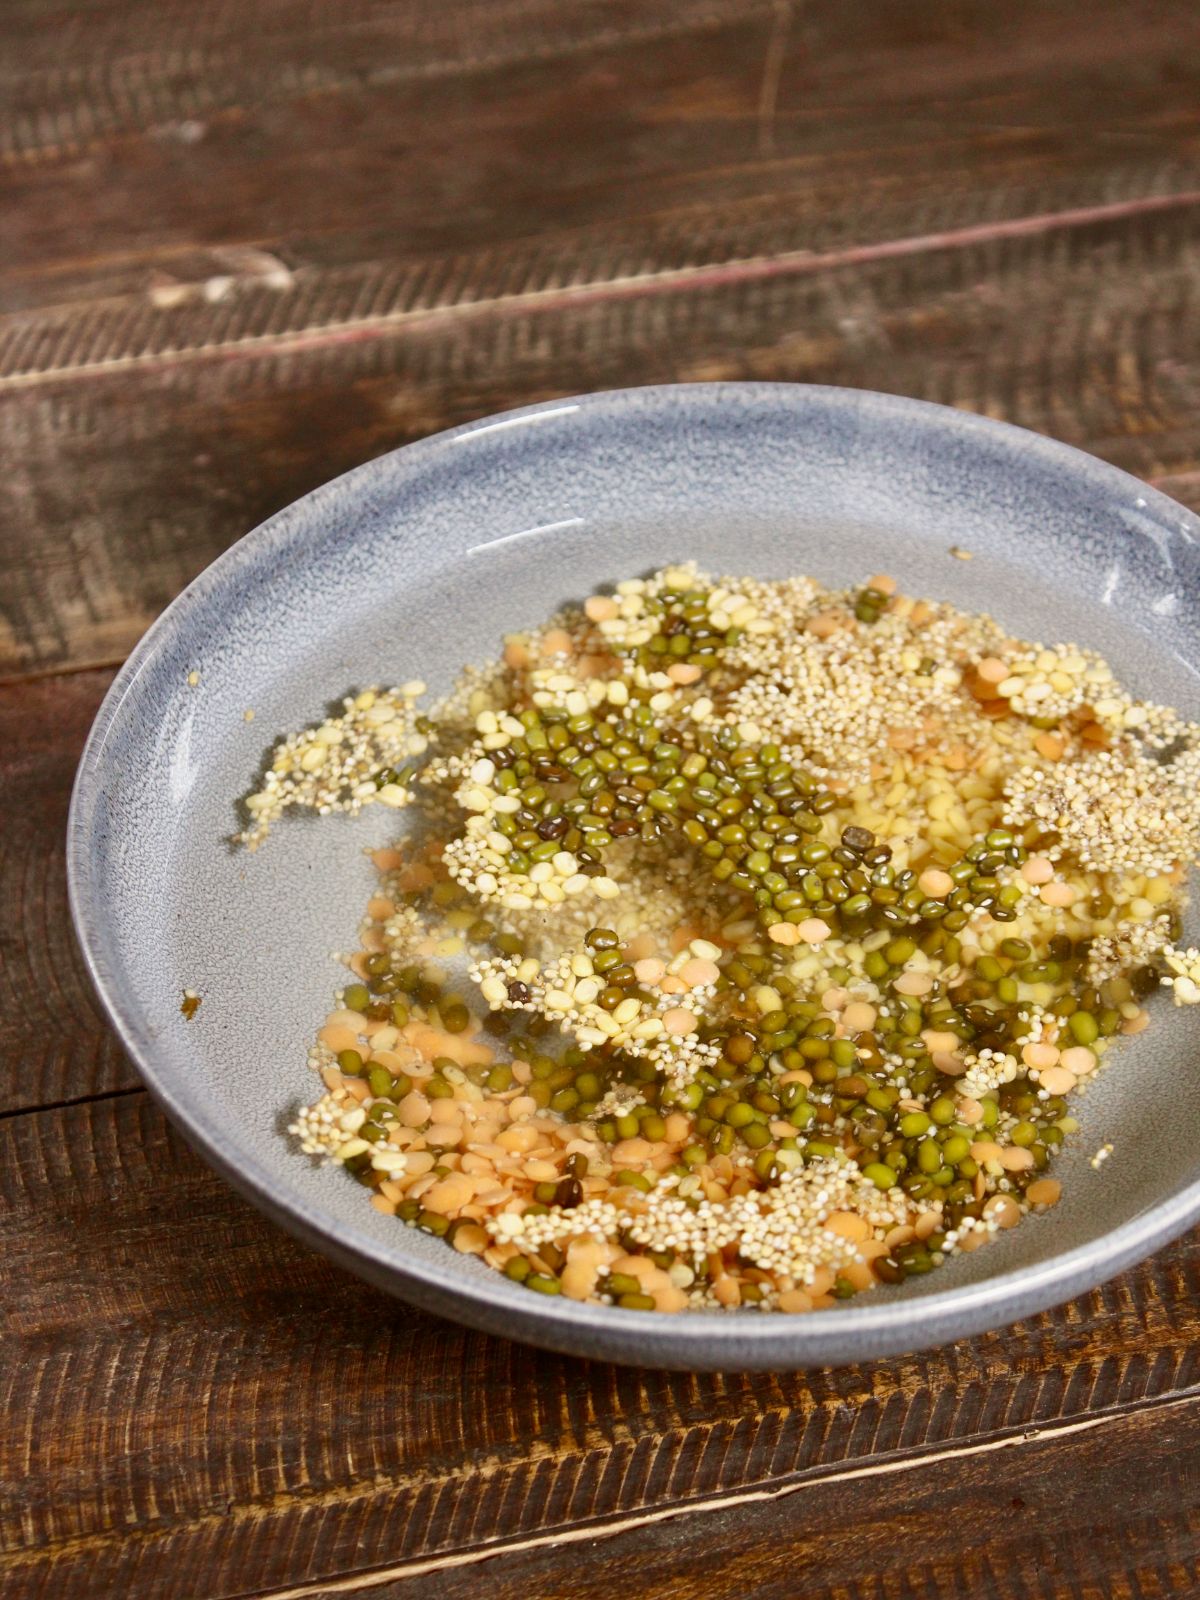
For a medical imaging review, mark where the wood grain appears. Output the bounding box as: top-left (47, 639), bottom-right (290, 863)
top-left (4, 0), bottom-right (1197, 309)
top-left (0, 0), bottom-right (769, 171)
top-left (1, 1090), bottom-right (1198, 1598)
top-left (292, 1401), bottom-right (1200, 1598)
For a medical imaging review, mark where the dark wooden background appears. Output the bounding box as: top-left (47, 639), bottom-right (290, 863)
top-left (3, 3), bottom-right (1200, 1595)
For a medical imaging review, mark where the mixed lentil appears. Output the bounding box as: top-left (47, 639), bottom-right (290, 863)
top-left (240, 565), bottom-right (1200, 1313)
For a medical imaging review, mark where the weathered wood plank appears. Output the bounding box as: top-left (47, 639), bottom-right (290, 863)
top-left (0, 0), bottom-right (769, 171)
top-left (8, 187), bottom-right (1200, 392)
top-left (4, 192), bottom-right (1200, 675)
top-left (2, 0), bottom-right (1197, 312)
top-left (1, 1091), bottom-right (1197, 1597)
top-left (0, 670), bottom-right (137, 1111)
top-left (290, 1400), bottom-right (1200, 1599)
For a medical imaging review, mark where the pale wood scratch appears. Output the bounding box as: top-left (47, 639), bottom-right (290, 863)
top-left (757, 1), bottom-right (794, 158)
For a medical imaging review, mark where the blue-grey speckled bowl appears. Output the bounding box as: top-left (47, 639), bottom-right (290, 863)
top-left (69, 384), bottom-right (1200, 1369)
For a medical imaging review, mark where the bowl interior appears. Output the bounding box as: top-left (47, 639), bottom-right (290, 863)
top-left (72, 385), bottom-right (1200, 1366)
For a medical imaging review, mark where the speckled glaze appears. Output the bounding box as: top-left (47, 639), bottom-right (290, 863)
top-left (69, 384), bottom-right (1200, 1370)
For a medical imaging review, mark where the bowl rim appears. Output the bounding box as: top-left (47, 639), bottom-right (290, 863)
top-left (67, 381), bottom-right (1200, 1368)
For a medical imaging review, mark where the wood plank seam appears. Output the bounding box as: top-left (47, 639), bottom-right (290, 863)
top-left (0, 1083), bottom-right (145, 1127)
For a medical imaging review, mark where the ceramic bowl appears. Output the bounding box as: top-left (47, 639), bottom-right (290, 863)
top-left (69, 383), bottom-right (1200, 1369)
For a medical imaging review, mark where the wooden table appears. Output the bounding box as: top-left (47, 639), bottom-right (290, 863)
top-left (4, 3), bottom-right (1200, 1594)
